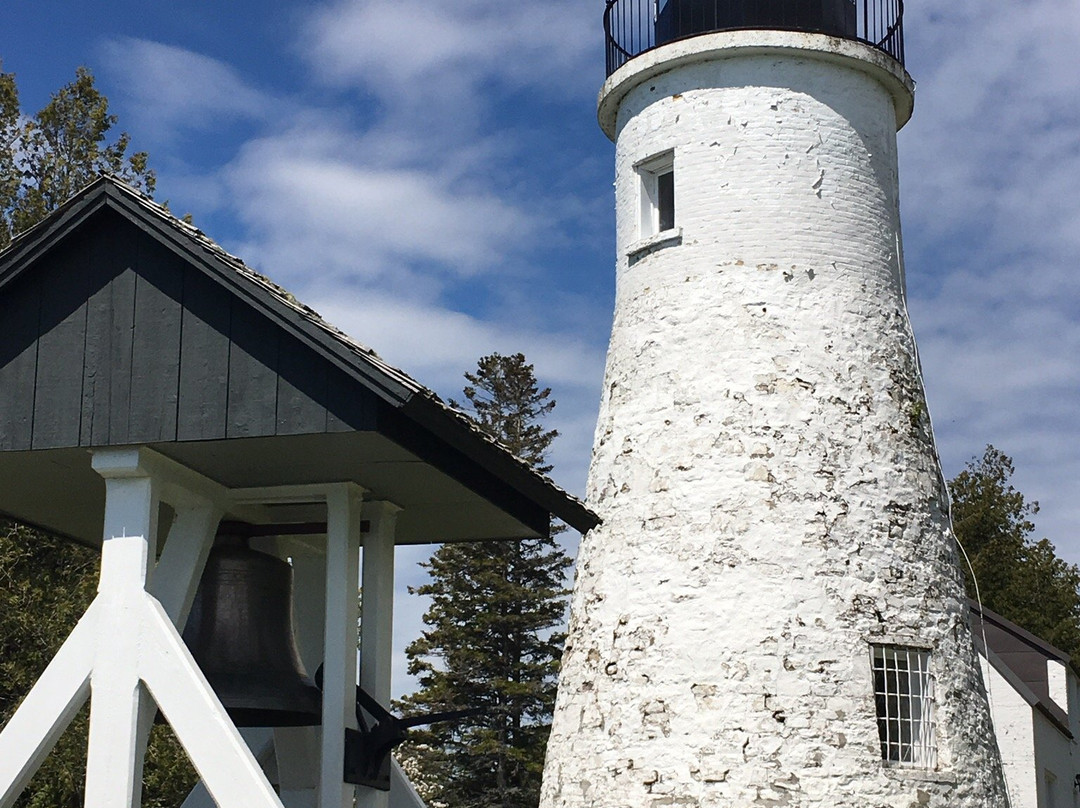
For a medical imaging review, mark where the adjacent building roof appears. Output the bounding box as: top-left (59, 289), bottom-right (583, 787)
top-left (970, 600), bottom-right (1072, 738)
top-left (0, 175), bottom-right (599, 543)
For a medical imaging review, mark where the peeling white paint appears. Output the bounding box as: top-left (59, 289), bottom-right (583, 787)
top-left (542, 33), bottom-right (1008, 808)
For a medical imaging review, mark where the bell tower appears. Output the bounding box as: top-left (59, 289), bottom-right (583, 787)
top-left (541, 2), bottom-right (1009, 806)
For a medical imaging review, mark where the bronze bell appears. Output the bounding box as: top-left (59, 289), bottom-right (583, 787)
top-left (182, 535), bottom-right (322, 727)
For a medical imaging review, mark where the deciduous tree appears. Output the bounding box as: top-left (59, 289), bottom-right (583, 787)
top-left (950, 445), bottom-right (1080, 657)
top-left (0, 63), bottom-right (154, 250)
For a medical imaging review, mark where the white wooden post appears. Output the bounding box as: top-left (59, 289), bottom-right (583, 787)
top-left (358, 501), bottom-right (400, 808)
top-left (275, 540), bottom-right (325, 808)
top-left (288, 546), bottom-right (328, 681)
top-left (275, 727), bottom-right (320, 808)
top-left (320, 484), bottom-right (365, 808)
top-left (84, 470), bottom-right (160, 808)
top-left (359, 501), bottom-right (399, 706)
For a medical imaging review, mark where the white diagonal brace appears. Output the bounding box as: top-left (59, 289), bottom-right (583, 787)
top-left (176, 730), bottom-right (275, 808)
top-left (150, 499), bottom-right (223, 627)
top-left (134, 495), bottom-right (223, 788)
top-left (143, 595), bottom-right (284, 808)
top-left (0, 602), bottom-right (97, 808)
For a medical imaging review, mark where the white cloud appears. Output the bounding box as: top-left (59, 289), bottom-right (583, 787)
top-left (901, 0), bottom-right (1080, 257)
top-left (221, 123), bottom-right (536, 290)
top-left (302, 0), bottom-right (596, 98)
top-left (305, 287), bottom-right (604, 396)
top-left (100, 38), bottom-right (275, 141)
top-left (898, 0), bottom-right (1080, 557)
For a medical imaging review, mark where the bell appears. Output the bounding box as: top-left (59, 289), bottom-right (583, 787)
top-left (182, 535), bottom-right (322, 727)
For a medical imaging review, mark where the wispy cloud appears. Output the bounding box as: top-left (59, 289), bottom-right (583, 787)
top-left (222, 122), bottom-right (537, 292)
top-left (301, 0), bottom-right (597, 98)
top-left (100, 38), bottom-right (276, 142)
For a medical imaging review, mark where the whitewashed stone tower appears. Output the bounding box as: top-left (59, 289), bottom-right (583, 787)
top-left (541, 2), bottom-right (1009, 806)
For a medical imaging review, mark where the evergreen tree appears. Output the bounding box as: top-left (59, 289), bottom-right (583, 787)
top-left (399, 353), bottom-right (571, 808)
top-left (0, 63), bottom-right (154, 250)
top-left (0, 68), bottom-right (190, 806)
top-left (950, 445), bottom-right (1080, 657)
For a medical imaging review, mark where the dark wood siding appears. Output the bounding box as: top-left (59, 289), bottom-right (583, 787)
top-left (176, 264), bottom-right (231, 442)
top-left (277, 330), bottom-right (328, 435)
top-left (127, 242), bottom-right (184, 443)
top-left (226, 298), bottom-right (280, 439)
top-left (0, 209), bottom-right (378, 450)
top-left (0, 273), bottom-right (42, 450)
top-left (32, 233), bottom-right (91, 449)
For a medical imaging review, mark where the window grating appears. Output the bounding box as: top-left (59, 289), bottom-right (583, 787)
top-left (871, 645), bottom-right (936, 768)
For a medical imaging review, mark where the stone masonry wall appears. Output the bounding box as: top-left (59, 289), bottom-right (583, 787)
top-left (540, 44), bottom-right (1008, 808)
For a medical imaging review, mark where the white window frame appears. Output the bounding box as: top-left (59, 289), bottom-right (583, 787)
top-left (871, 645), bottom-right (937, 769)
top-left (636, 150), bottom-right (675, 240)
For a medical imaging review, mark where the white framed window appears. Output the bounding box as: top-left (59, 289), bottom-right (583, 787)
top-left (871, 645), bottom-right (936, 768)
top-left (637, 151), bottom-right (675, 239)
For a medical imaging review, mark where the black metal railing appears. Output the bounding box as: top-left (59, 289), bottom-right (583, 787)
top-left (604, 0), bottom-right (904, 75)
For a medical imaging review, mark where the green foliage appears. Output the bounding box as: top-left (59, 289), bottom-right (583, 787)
top-left (950, 445), bottom-right (1080, 658)
top-left (0, 63), bottom-right (154, 251)
top-left (399, 353), bottom-right (570, 808)
top-left (0, 523), bottom-right (96, 808)
top-left (0, 522), bottom-right (198, 806)
top-left (459, 353), bottom-right (558, 475)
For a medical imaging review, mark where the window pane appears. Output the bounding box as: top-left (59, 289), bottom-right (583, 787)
top-left (871, 645), bottom-right (935, 768)
top-left (658, 170), bottom-right (675, 232)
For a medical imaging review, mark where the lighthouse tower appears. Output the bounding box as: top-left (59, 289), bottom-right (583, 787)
top-left (541, 2), bottom-right (1008, 806)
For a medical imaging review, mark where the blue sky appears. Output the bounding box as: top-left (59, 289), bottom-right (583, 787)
top-left (3, 0), bottom-right (1078, 694)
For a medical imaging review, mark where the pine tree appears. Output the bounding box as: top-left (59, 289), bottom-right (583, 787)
top-left (950, 445), bottom-right (1080, 657)
top-left (399, 353), bottom-right (571, 808)
top-left (0, 68), bottom-right (190, 807)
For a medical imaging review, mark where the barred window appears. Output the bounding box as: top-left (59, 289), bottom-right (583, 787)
top-left (871, 645), bottom-right (936, 768)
